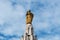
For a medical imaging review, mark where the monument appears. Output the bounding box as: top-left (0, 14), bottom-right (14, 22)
top-left (20, 10), bottom-right (37, 40)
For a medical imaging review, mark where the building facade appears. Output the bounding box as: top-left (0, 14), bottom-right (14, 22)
top-left (20, 10), bottom-right (37, 40)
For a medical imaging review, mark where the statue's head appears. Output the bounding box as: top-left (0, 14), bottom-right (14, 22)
top-left (26, 10), bottom-right (34, 24)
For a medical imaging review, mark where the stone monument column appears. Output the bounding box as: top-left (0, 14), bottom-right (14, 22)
top-left (20, 10), bottom-right (37, 40)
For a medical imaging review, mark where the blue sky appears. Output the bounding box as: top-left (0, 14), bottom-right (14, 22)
top-left (0, 0), bottom-right (60, 40)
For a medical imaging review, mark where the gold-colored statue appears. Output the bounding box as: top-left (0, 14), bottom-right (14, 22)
top-left (26, 10), bottom-right (34, 24)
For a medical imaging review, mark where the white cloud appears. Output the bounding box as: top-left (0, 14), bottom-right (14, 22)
top-left (31, 0), bottom-right (60, 40)
top-left (9, 38), bottom-right (20, 40)
top-left (33, 0), bottom-right (60, 30)
top-left (0, 0), bottom-right (25, 36)
top-left (38, 35), bottom-right (60, 40)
